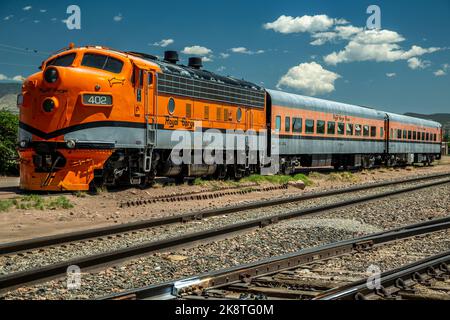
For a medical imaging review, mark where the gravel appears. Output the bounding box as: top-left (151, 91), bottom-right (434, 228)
top-left (0, 179), bottom-right (447, 276)
top-left (1, 181), bottom-right (449, 300)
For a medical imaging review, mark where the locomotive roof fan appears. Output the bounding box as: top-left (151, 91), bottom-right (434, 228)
top-left (188, 57), bottom-right (203, 69)
top-left (164, 50), bottom-right (179, 64)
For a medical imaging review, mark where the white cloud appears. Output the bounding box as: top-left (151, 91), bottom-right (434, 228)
top-left (3, 15), bottom-right (13, 21)
top-left (277, 62), bottom-right (340, 95)
top-left (152, 39), bottom-right (174, 47)
top-left (217, 66), bottom-right (226, 72)
top-left (219, 53), bottom-right (230, 58)
top-left (0, 74), bottom-right (25, 82)
top-left (113, 14), bottom-right (123, 22)
top-left (33, 20), bottom-right (40, 23)
top-left (181, 45), bottom-right (212, 56)
top-left (434, 64), bottom-right (449, 77)
top-left (310, 25), bottom-right (363, 46)
top-left (324, 29), bottom-right (440, 65)
top-left (202, 56), bottom-right (213, 62)
top-left (386, 73), bottom-right (396, 78)
top-left (12, 75), bottom-right (25, 81)
top-left (230, 47), bottom-right (264, 55)
top-left (40, 9), bottom-right (47, 13)
top-left (23, 6), bottom-right (32, 11)
top-left (263, 14), bottom-right (337, 34)
top-left (407, 57), bottom-right (430, 70)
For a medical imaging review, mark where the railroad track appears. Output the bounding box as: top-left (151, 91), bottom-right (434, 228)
top-left (314, 251), bottom-right (450, 300)
top-left (2, 171), bottom-right (449, 256)
top-left (0, 172), bottom-right (449, 295)
top-left (101, 217), bottom-right (450, 300)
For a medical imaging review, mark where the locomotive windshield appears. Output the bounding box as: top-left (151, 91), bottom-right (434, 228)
top-left (81, 53), bottom-right (124, 73)
top-left (47, 53), bottom-right (76, 67)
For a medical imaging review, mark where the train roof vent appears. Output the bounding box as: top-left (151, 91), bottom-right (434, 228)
top-left (188, 57), bottom-right (202, 69)
top-left (164, 51), bottom-right (179, 64)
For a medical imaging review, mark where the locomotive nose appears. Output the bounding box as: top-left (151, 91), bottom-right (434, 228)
top-left (44, 67), bottom-right (59, 83)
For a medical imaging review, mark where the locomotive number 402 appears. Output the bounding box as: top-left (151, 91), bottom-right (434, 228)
top-left (82, 94), bottom-right (113, 106)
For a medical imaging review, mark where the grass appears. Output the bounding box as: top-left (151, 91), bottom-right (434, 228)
top-left (0, 199), bottom-right (14, 212)
top-left (327, 171), bottom-right (358, 182)
top-left (0, 194), bottom-right (74, 212)
top-left (242, 173), bottom-right (313, 186)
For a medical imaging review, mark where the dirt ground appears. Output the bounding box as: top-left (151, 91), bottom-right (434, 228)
top-left (1, 158), bottom-right (449, 243)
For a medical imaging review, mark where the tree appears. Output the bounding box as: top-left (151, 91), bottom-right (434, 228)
top-left (0, 110), bottom-right (19, 175)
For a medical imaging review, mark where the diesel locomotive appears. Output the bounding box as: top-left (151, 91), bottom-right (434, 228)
top-left (17, 44), bottom-right (442, 191)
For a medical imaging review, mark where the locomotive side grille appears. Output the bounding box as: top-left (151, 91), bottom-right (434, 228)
top-left (157, 73), bottom-right (265, 108)
top-left (204, 106), bottom-right (209, 120)
top-left (216, 107), bottom-right (223, 121)
top-left (186, 103), bottom-right (192, 118)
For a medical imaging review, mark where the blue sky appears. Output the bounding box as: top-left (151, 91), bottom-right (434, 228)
top-left (0, 0), bottom-right (449, 114)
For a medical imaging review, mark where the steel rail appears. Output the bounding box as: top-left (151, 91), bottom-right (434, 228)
top-left (315, 251), bottom-right (450, 300)
top-left (100, 216), bottom-right (450, 300)
top-left (0, 177), bottom-right (449, 293)
top-left (1, 171), bottom-right (449, 256)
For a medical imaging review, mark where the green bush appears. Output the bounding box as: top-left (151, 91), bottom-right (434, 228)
top-left (0, 110), bottom-right (19, 175)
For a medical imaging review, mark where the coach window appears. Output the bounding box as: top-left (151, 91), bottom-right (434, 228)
top-left (285, 117), bottom-right (291, 132)
top-left (305, 119), bottom-right (315, 134)
top-left (426, 132), bottom-right (429, 141)
top-left (408, 131), bottom-right (412, 140)
top-left (327, 121), bottom-right (336, 135)
top-left (338, 122), bottom-right (345, 135)
top-left (346, 123), bottom-right (354, 136)
top-left (369, 126), bottom-right (376, 137)
top-left (275, 116), bottom-right (281, 132)
top-left (403, 130), bottom-right (407, 139)
top-left (317, 120), bottom-right (325, 134)
top-left (363, 125), bottom-right (370, 137)
top-left (380, 127), bottom-right (384, 138)
top-left (292, 118), bottom-right (302, 133)
top-left (397, 129), bottom-right (402, 139)
top-left (413, 131), bottom-right (417, 140)
top-left (355, 124), bottom-right (362, 136)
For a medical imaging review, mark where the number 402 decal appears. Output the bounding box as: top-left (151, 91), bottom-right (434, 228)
top-left (82, 94), bottom-right (113, 106)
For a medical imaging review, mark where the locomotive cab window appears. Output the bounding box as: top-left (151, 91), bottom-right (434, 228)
top-left (292, 118), bottom-right (302, 133)
top-left (337, 122), bottom-right (345, 135)
top-left (285, 117), bottom-right (290, 132)
top-left (327, 121), bottom-right (336, 135)
top-left (317, 120), bottom-right (325, 134)
top-left (305, 119), bottom-right (314, 134)
top-left (81, 53), bottom-right (124, 73)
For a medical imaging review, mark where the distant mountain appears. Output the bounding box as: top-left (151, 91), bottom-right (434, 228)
top-left (404, 113), bottom-right (450, 139)
top-left (0, 83), bottom-right (21, 114)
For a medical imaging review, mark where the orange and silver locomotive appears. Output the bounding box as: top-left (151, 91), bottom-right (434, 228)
top-left (17, 44), bottom-right (266, 191)
top-left (17, 44), bottom-right (443, 191)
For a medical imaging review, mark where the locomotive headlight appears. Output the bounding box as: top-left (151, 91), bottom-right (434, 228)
top-left (42, 97), bottom-right (59, 113)
top-left (66, 139), bottom-right (76, 149)
top-left (44, 67), bottom-right (58, 83)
